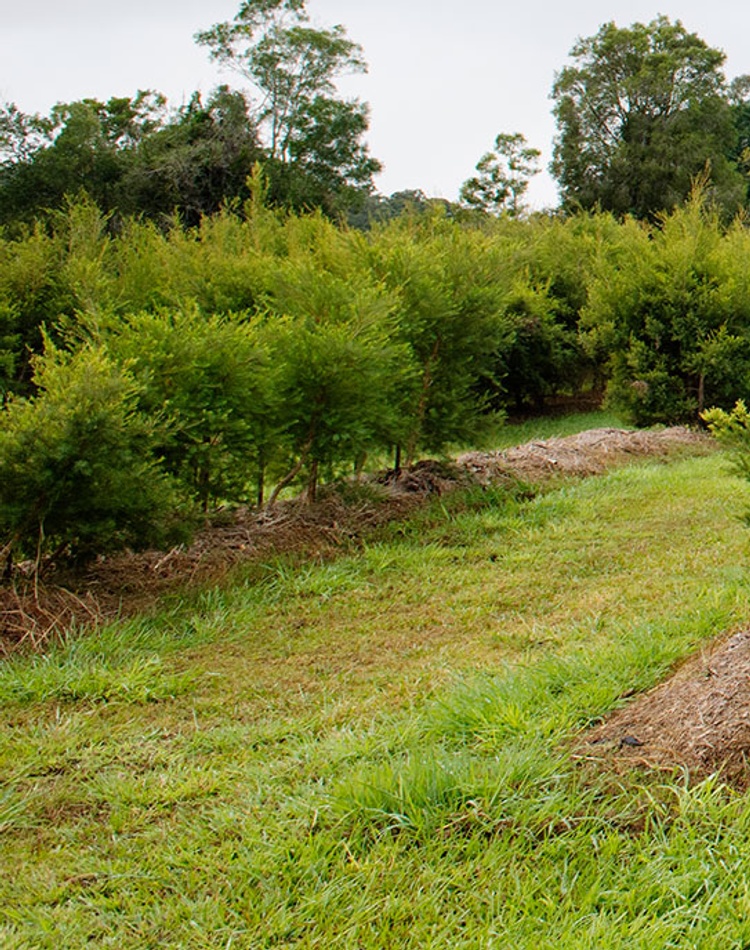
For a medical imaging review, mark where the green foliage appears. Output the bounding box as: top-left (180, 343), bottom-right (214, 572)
top-left (0, 92), bottom-right (165, 225)
top-left (0, 301), bottom-right (18, 395)
top-left (496, 277), bottom-right (580, 411)
top-left (14, 14), bottom-right (750, 562)
top-left (0, 101), bottom-right (54, 164)
top-left (105, 309), bottom-right (278, 510)
top-left (266, 313), bottom-right (409, 500)
top-left (460, 132), bottom-right (541, 217)
top-left (0, 345), bottom-right (185, 565)
top-left (347, 189), bottom-right (460, 230)
top-left (195, 0), bottom-right (381, 214)
top-left (256, 221), bottom-right (413, 494)
top-left (53, 196), bottom-right (115, 314)
top-left (0, 89), bottom-right (267, 229)
top-left (0, 2), bottom-right (382, 225)
top-left (582, 192), bottom-right (750, 423)
top-left (551, 15), bottom-right (745, 219)
top-left (0, 223), bottom-right (73, 391)
top-left (117, 87), bottom-right (263, 226)
top-left (363, 216), bottom-right (515, 460)
top-left (523, 210), bottom-right (622, 331)
top-left (702, 399), bottom-right (750, 442)
top-left (702, 401), bottom-right (750, 506)
top-left (8, 182), bottom-right (750, 562)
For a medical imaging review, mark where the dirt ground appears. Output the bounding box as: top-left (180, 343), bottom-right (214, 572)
top-left (8, 424), bottom-right (748, 787)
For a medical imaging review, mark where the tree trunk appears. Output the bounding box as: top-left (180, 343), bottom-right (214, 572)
top-left (2, 544), bottom-right (12, 582)
top-left (33, 520), bottom-right (44, 603)
top-left (267, 431), bottom-right (315, 508)
top-left (256, 447), bottom-right (265, 509)
top-left (354, 451), bottom-right (367, 482)
top-left (197, 458), bottom-right (211, 514)
top-left (307, 459), bottom-right (319, 504)
top-left (393, 444), bottom-right (402, 475)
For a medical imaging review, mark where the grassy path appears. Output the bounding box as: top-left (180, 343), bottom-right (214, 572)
top-left (3, 448), bottom-right (750, 947)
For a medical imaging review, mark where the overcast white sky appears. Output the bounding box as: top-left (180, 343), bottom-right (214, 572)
top-left (2, 1), bottom-right (750, 208)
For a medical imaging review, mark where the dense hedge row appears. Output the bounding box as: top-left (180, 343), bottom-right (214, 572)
top-left (3, 188), bottom-right (750, 564)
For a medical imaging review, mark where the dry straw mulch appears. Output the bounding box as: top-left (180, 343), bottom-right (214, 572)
top-left (581, 630), bottom-right (750, 788)
top-left (458, 425), bottom-right (710, 484)
top-left (0, 426), bottom-right (713, 657)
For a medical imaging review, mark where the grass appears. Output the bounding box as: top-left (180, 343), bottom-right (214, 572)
top-left (3, 418), bottom-right (750, 947)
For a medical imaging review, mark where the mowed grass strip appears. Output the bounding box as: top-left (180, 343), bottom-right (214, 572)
top-left (3, 446), bottom-right (750, 947)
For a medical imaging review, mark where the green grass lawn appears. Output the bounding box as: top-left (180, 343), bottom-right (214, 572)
top-left (3, 428), bottom-right (750, 948)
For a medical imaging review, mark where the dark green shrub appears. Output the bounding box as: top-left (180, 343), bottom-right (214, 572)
top-left (0, 345), bottom-right (186, 568)
top-left (106, 309), bottom-right (279, 510)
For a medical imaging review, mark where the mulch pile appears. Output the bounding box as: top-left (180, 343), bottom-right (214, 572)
top-left (581, 630), bottom-right (750, 788)
top-left (0, 584), bottom-right (103, 655)
top-left (0, 491), bottom-right (426, 656)
top-left (0, 424), bottom-right (715, 655)
top-left (458, 425), bottom-right (710, 484)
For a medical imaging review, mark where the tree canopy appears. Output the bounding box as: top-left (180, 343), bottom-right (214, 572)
top-left (460, 132), bottom-right (541, 217)
top-left (0, 2), bottom-right (382, 225)
top-left (550, 15), bottom-right (747, 219)
top-left (0, 89), bottom-right (263, 227)
top-left (195, 0), bottom-right (381, 214)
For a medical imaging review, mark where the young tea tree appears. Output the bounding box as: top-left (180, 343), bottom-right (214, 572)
top-left (266, 313), bottom-right (409, 504)
top-left (107, 309), bottom-right (278, 510)
top-left (364, 216), bottom-right (513, 463)
top-left (0, 344), bottom-right (183, 571)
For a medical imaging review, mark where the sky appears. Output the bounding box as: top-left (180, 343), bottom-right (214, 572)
top-left (2, 0), bottom-right (750, 209)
